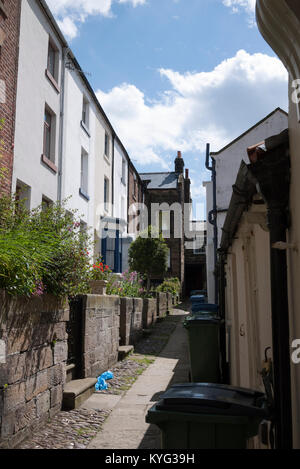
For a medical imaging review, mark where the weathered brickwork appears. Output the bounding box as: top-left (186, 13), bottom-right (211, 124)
top-left (0, 292), bottom-right (69, 449)
top-left (80, 295), bottom-right (120, 378)
top-left (0, 1), bottom-right (21, 196)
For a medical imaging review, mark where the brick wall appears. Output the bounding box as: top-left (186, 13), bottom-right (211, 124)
top-left (0, 1), bottom-right (21, 196)
top-left (0, 292), bottom-right (69, 449)
top-left (80, 295), bottom-right (120, 378)
top-left (128, 166), bottom-right (144, 234)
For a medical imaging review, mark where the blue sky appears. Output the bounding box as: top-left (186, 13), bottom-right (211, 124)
top-left (47, 0), bottom-right (288, 218)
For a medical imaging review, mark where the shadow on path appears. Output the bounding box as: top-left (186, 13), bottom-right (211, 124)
top-left (137, 303), bottom-right (191, 449)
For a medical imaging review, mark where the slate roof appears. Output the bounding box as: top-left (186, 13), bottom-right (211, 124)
top-left (139, 172), bottom-right (179, 190)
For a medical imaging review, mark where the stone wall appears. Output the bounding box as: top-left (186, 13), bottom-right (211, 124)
top-left (0, 292), bottom-right (69, 449)
top-left (119, 297), bottom-right (143, 346)
top-left (156, 292), bottom-right (168, 318)
top-left (81, 295), bottom-right (120, 378)
top-left (142, 298), bottom-right (157, 329)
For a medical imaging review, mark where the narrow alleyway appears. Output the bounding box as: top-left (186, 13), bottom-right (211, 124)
top-left (17, 304), bottom-right (190, 450)
top-left (86, 306), bottom-right (190, 449)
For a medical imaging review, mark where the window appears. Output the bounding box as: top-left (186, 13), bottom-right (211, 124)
top-left (82, 97), bottom-right (89, 129)
top-left (105, 133), bottom-right (110, 158)
top-left (104, 177), bottom-right (109, 211)
top-left (121, 158), bottom-right (126, 184)
top-left (133, 173), bottom-right (137, 198)
top-left (42, 196), bottom-right (53, 211)
top-left (80, 148), bottom-right (89, 197)
top-left (47, 42), bottom-right (56, 78)
top-left (43, 107), bottom-right (56, 163)
top-left (16, 181), bottom-right (31, 211)
top-left (46, 39), bottom-right (60, 91)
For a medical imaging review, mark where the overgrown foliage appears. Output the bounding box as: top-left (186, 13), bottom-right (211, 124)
top-left (0, 196), bottom-right (92, 298)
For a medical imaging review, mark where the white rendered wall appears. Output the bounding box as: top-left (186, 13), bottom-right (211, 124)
top-left (214, 109), bottom-right (288, 247)
top-left (12, 0), bottom-right (62, 208)
top-left (204, 110), bottom-right (288, 304)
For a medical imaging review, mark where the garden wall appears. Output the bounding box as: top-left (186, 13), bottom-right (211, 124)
top-left (142, 298), bottom-right (157, 328)
top-left (81, 295), bottom-right (120, 378)
top-left (156, 292), bottom-right (168, 318)
top-left (119, 297), bottom-right (143, 346)
top-left (0, 292), bottom-right (69, 449)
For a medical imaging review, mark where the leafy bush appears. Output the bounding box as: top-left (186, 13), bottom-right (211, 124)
top-left (128, 226), bottom-right (169, 292)
top-left (156, 277), bottom-right (181, 296)
top-left (0, 197), bottom-right (92, 298)
top-left (106, 270), bottom-right (146, 298)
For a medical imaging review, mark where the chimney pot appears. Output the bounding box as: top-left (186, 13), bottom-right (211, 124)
top-left (185, 169), bottom-right (189, 179)
top-left (177, 151), bottom-right (182, 159)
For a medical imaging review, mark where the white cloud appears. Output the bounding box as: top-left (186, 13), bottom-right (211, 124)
top-left (95, 50), bottom-right (288, 170)
top-left (223, 0), bottom-right (256, 26)
top-left (46, 0), bottom-right (146, 39)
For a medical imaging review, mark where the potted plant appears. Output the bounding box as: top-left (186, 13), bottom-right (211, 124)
top-left (89, 258), bottom-right (112, 295)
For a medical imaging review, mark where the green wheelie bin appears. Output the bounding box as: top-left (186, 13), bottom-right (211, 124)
top-left (183, 314), bottom-right (221, 383)
top-left (146, 383), bottom-right (269, 449)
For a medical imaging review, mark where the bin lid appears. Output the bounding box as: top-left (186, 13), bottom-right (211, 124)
top-left (156, 383), bottom-right (268, 417)
top-left (184, 315), bottom-right (221, 325)
top-left (190, 295), bottom-right (205, 302)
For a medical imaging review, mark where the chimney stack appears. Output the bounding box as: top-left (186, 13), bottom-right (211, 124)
top-left (175, 150), bottom-right (184, 174)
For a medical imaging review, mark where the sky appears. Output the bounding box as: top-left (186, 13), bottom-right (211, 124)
top-left (46, 0), bottom-right (288, 219)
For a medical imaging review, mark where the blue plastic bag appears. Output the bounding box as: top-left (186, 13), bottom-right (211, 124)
top-left (95, 371), bottom-right (114, 391)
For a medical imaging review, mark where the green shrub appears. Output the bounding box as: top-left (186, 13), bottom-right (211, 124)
top-left (0, 197), bottom-right (92, 298)
top-left (156, 277), bottom-right (181, 296)
top-left (128, 226), bottom-right (169, 292)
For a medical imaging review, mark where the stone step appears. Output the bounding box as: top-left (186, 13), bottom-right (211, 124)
top-left (62, 378), bottom-right (97, 411)
top-left (118, 345), bottom-right (134, 361)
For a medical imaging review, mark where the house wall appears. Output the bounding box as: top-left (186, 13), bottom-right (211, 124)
top-left (205, 110), bottom-right (288, 305)
top-left (12, 0), bottom-right (63, 208)
top-left (224, 206), bottom-right (272, 448)
top-left (0, 0), bottom-right (21, 196)
top-left (93, 116), bottom-right (113, 259)
top-left (225, 207), bottom-right (272, 392)
top-left (61, 66), bottom-right (96, 239)
top-left (285, 77), bottom-right (300, 448)
top-left (256, 0), bottom-right (300, 448)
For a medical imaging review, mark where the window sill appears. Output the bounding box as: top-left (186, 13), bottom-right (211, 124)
top-left (45, 69), bottom-right (60, 93)
top-left (41, 154), bottom-right (58, 173)
top-left (79, 188), bottom-right (90, 201)
top-left (80, 120), bottom-right (91, 138)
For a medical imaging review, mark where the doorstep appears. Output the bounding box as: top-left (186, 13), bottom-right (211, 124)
top-left (62, 378), bottom-right (97, 410)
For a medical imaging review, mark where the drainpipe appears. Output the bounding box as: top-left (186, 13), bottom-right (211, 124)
top-left (57, 47), bottom-right (67, 203)
top-left (205, 143), bottom-right (218, 304)
top-left (112, 132), bottom-right (115, 215)
top-left (248, 133), bottom-right (292, 449)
